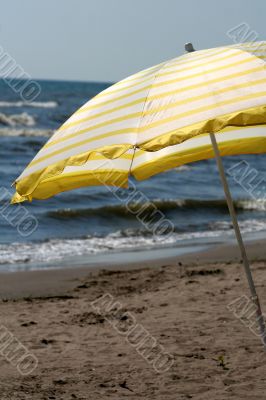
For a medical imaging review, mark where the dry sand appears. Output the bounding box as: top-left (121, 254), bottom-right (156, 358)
top-left (0, 240), bottom-right (266, 399)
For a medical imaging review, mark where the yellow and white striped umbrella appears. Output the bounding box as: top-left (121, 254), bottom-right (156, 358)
top-left (12, 41), bottom-right (266, 202)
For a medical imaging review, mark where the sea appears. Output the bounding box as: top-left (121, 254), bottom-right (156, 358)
top-left (0, 78), bottom-right (266, 271)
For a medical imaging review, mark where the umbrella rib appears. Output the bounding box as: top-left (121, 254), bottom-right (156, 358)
top-left (129, 145), bottom-right (137, 176)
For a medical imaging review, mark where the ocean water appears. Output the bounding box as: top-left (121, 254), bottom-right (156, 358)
top-left (0, 78), bottom-right (266, 270)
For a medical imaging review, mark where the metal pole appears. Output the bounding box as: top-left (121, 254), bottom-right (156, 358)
top-left (209, 132), bottom-right (266, 347)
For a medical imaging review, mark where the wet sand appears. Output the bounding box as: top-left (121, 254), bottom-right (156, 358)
top-left (0, 239), bottom-right (265, 399)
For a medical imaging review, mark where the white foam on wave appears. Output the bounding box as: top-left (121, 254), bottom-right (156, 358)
top-left (210, 218), bottom-right (266, 232)
top-left (173, 165), bottom-right (192, 172)
top-left (1, 218), bottom-right (266, 267)
top-left (0, 127), bottom-right (53, 137)
top-left (0, 112), bottom-right (36, 127)
top-left (0, 101), bottom-right (58, 108)
top-left (237, 199), bottom-right (266, 211)
top-left (0, 234), bottom-right (205, 266)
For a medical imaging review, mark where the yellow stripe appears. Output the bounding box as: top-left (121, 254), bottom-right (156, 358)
top-left (236, 42), bottom-right (266, 45)
top-left (59, 55), bottom-right (256, 132)
top-left (248, 49), bottom-right (266, 53)
top-left (231, 43), bottom-right (266, 48)
top-left (238, 44), bottom-right (266, 50)
top-left (156, 50), bottom-right (246, 78)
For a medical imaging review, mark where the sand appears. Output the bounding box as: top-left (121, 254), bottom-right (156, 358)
top-left (0, 239), bottom-right (266, 399)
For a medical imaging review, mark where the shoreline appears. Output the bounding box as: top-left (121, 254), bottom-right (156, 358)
top-left (0, 237), bottom-right (265, 300)
top-left (0, 237), bottom-right (266, 398)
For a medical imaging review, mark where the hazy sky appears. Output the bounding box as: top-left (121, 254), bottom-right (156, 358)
top-left (1, 0), bottom-right (265, 82)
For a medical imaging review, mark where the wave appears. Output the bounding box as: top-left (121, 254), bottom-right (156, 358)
top-left (0, 127), bottom-right (53, 137)
top-left (0, 112), bottom-right (35, 127)
top-left (0, 101), bottom-right (58, 108)
top-left (237, 199), bottom-right (266, 211)
top-left (173, 165), bottom-right (192, 172)
top-left (1, 218), bottom-right (266, 267)
top-left (210, 218), bottom-right (266, 232)
top-left (47, 198), bottom-right (266, 220)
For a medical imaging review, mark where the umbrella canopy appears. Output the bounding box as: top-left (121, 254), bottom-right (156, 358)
top-left (12, 41), bottom-right (266, 202)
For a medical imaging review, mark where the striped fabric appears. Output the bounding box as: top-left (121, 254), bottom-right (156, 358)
top-left (13, 41), bottom-right (266, 202)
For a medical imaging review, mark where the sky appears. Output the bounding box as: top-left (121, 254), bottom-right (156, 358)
top-left (1, 0), bottom-right (266, 83)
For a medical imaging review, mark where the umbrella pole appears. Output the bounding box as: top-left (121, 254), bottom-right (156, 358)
top-left (209, 132), bottom-right (266, 347)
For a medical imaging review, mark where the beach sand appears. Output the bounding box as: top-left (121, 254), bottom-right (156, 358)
top-left (0, 240), bottom-right (266, 399)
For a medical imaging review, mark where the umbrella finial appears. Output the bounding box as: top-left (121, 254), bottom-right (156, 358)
top-left (184, 42), bottom-right (196, 52)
